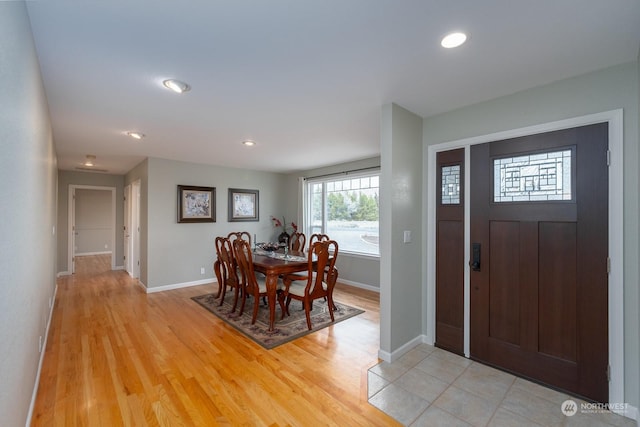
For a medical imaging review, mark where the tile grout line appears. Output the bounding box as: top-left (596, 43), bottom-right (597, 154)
top-left (420, 360), bottom-right (487, 427)
top-left (404, 350), bottom-right (475, 426)
top-left (481, 373), bottom-right (518, 427)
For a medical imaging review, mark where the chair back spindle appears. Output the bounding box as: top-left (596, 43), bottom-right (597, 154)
top-left (308, 233), bottom-right (330, 251)
top-left (227, 231), bottom-right (251, 246)
top-left (289, 232), bottom-right (306, 252)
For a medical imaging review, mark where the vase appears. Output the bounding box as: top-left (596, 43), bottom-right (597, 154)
top-left (278, 231), bottom-right (290, 244)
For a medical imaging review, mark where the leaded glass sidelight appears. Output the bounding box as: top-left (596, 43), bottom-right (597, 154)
top-left (441, 165), bottom-right (461, 204)
top-left (494, 150), bottom-right (572, 202)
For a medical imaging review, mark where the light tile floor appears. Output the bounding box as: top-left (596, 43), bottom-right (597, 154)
top-left (368, 344), bottom-right (637, 427)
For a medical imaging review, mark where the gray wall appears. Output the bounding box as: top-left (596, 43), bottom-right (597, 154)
top-left (75, 189), bottom-right (113, 254)
top-left (291, 156), bottom-right (381, 289)
top-left (141, 157), bottom-right (292, 289)
top-left (0, 2), bottom-right (58, 425)
top-left (422, 62), bottom-right (640, 410)
top-left (380, 103), bottom-right (424, 353)
top-left (57, 171), bottom-right (124, 273)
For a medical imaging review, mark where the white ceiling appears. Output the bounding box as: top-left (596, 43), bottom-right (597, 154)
top-left (26, 0), bottom-right (640, 175)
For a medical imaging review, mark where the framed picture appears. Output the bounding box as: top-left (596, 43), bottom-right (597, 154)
top-left (177, 185), bottom-right (216, 223)
top-left (228, 188), bottom-right (259, 222)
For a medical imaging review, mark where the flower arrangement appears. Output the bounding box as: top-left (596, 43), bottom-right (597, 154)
top-left (271, 216), bottom-right (298, 234)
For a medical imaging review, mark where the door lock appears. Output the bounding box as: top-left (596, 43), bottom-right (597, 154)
top-left (470, 243), bottom-right (481, 271)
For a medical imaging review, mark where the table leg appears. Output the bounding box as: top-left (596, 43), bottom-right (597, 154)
top-left (265, 273), bottom-right (279, 331)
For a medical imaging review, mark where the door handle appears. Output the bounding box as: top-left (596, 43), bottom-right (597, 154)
top-left (470, 243), bottom-right (481, 271)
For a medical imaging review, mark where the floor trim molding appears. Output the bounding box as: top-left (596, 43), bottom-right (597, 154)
top-left (145, 278), bottom-right (216, 294)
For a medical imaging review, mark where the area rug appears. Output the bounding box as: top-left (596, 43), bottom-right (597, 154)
top-left (191, 292), bottom-right (364, 349)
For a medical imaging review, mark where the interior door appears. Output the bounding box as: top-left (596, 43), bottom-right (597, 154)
top-left (124, 184), bottom-right (132, 275)
top-left (435, 148), bottom-right (465, 355)
top-left (132, 180), bottom-right (141, 279)
top-left (71, 187), bottom-right (76, 274)
top-left (470, 123), bottom-right (608, 402)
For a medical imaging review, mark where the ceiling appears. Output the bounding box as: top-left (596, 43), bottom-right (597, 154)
top-left (25, 1), bottom-right (640, 175)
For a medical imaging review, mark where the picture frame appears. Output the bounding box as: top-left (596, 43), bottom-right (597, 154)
top-left (177, 185), bottom-right (216, 223)
top-left (228, 188), bottom-right (259, 222)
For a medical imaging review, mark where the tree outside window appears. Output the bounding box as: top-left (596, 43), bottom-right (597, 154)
top-left (306, 173), bottom-right (379, 256)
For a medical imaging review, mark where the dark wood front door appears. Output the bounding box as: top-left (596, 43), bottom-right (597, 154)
top-left (470, 123), bottom-right (609, 402)
top-left (436, 148), bottom-right (465, 355)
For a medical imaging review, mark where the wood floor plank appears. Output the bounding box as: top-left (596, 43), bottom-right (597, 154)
top-left (31, 265), bottom-right (399, 426)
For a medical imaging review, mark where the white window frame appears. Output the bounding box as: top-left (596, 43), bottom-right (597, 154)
top-left (303, 169), bottom-right (380, 257)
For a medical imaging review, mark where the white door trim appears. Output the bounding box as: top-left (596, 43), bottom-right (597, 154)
top-left (68, 185), bottom-right (117, 273)
top-left (124, 184), bottom-right (132, 275)
top-left (131, 180), bottom-right (141, 279)
top-left (426, 109), bottom-right (623, 407)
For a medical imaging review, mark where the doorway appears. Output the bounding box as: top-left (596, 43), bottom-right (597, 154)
top-left (426, 110), bottom-right (624, 405)
top-left (67, 185), bottom-right (116, 274)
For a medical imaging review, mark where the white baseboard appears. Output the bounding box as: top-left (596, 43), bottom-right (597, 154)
top-left (377, 334), bottom-right (429, 362)
top-left (145, 278), bottom-right (217, 294)
top-left (75, 251), bottom-right (112, 256)
top-left (338, 278), bottom-right (380, 292)
top-left (114, 265), bottom-right (125, 271)
top-left (26, 282), bottom-right (58, 426)
top-left (617, 404), bottom-right (638, 423)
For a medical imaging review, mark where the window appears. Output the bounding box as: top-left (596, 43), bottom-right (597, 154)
top-left (441, 165), bottom-right (461, 204)
top-left (305, 171), bottom-right (379, 256)
top-left (494, 149), bottom-right (573, 202)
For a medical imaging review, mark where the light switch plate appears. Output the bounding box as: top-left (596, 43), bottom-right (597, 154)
top-left (403, 230), bottom-right (411, 243)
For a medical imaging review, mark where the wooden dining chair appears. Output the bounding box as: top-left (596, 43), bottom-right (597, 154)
top-left (308, 233), bottom-right (330, 251)
top-left (281, 240), bottom-right (339, 330)
top-left (214, 236), bottom-right (241, 311)
top-left (233, 238), bottom-right (285, 324)
top-left (288, 232), bottom-right (306, 252)
top-left (306, 233), bottom-right (335, 305)
top-left (227, 231), bottom-right (251, 246)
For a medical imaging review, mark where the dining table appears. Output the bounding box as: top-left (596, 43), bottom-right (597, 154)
top-left (251, 248), bottom-right (312, 332)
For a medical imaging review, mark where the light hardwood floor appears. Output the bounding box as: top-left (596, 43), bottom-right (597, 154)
top-left (74, 253), bottom-right (112, 275)
top-left (31, 263), bottom-right (398, 426)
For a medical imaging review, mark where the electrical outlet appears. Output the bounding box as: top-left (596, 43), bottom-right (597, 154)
top-left (104, 244), bottom-right (108, 249)
top-left (200, 267), bottom-right (205, 275)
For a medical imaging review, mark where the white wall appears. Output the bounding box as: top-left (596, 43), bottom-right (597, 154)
top-left (422, 62), bottom-right (640, 411)
top-left (0, 2), bottom-right (58, 424)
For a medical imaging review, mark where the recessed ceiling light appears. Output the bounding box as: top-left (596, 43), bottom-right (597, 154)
top-left (127, 131), bottom-right (145, 140)
top-left (84, 155), bottom-right (96, 167)
top-left (242, 140), bottom-right (256, 146)
top-left (162, 79), bottom-right (191, 94)
top-left (441, 32), bottom-right (468, 49)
